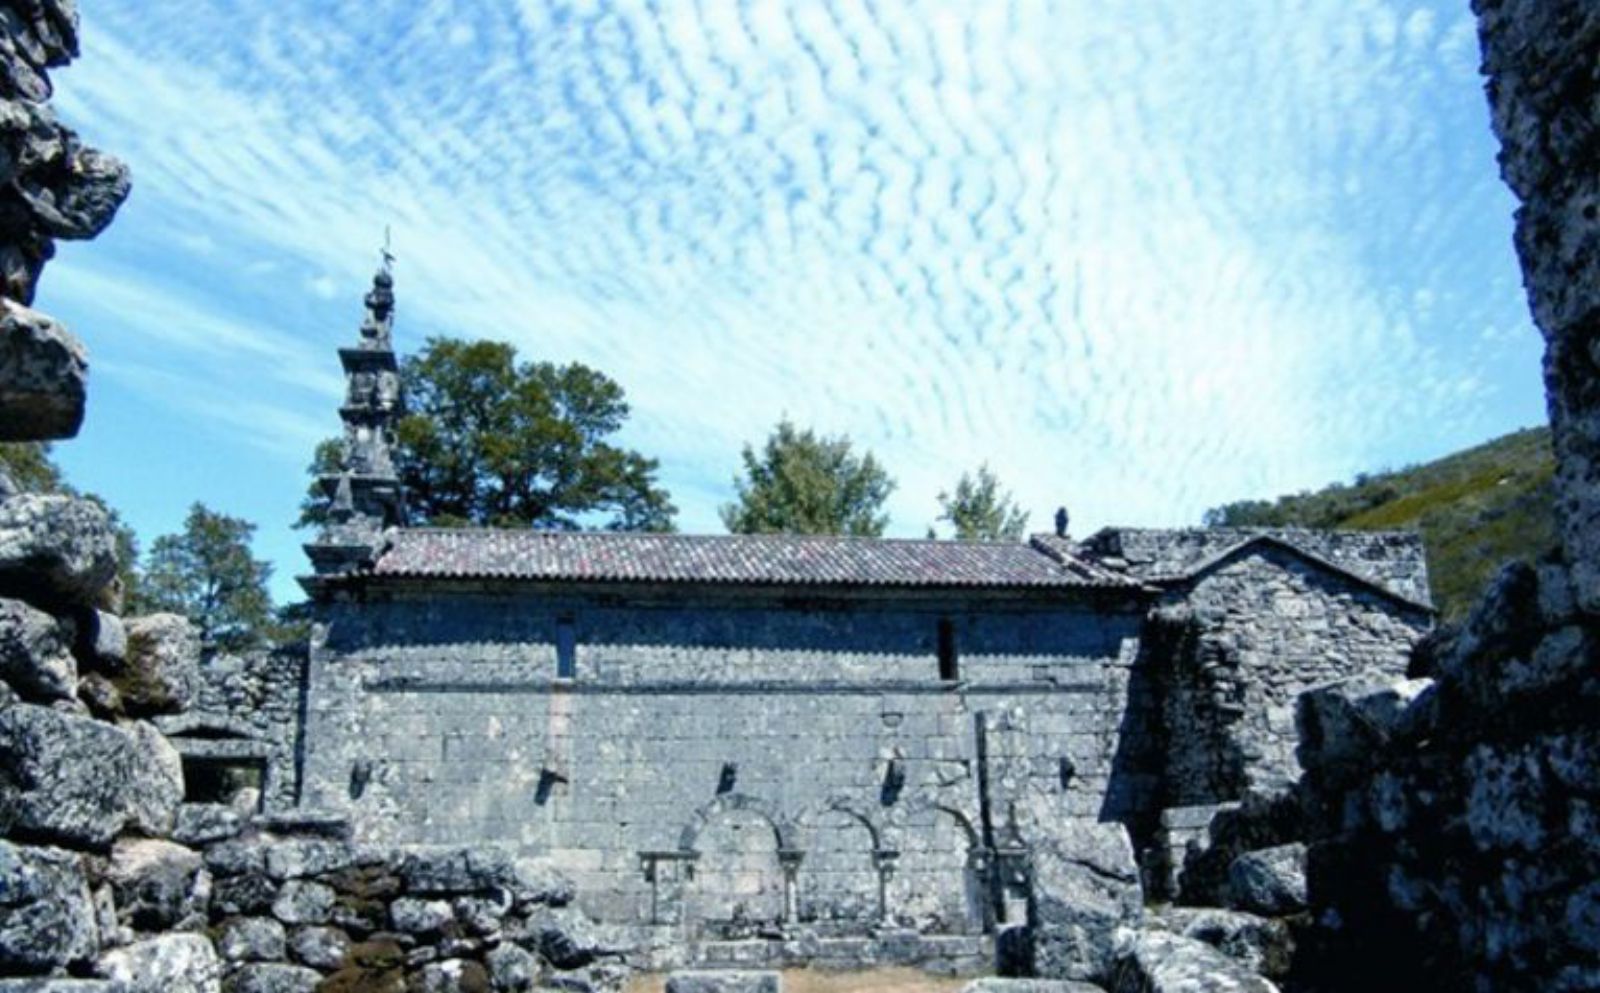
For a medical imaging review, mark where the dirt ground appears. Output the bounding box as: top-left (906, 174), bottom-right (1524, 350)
top-left (622, 966), bottom-right (976, 993)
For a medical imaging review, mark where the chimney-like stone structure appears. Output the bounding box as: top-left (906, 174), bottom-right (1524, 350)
top-left (304, 261), bottom-right (407, 576)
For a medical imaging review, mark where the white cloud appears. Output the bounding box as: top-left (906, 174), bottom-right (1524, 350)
top-left (43, 0), bottom-right (1543, 556)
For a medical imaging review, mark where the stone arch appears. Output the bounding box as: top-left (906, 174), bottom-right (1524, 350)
top-left (796, 798), bottom-right (884, 925)
top-left (677, 792), bottom-right (796, 853)
top-left (884, 799), bottom-right (984, 934)
top-left (679, 794), bottom-right (792, 933)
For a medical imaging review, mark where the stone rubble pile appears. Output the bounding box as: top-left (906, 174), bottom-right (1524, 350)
top-left (1009, 820), bottom-right (1291, 992)
top-left (185, 830), bottom-right (629, 992)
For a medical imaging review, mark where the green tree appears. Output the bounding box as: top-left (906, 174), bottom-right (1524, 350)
top-left (2, 442), bottom-right (141, 603)
top-left (935, 464), bottom-right (1029, 540)
top-left (301, 338), bottom-right (676, 532)
top-left (0, 442), bottom-right (64, 492)
top-left (720, 419), bottom-right (896, 536)
top-left (137, 503), bottom-right (272, 653)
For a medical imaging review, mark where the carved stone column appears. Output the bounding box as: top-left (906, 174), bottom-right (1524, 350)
top-left (872, 848), bottom-right (900, 924)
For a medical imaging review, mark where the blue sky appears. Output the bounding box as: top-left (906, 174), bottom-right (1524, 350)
top-left (38, 0), bottom-right (1545, 604)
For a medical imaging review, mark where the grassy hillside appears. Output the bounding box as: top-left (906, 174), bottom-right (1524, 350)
top-left (1204, 427), bottom-right (1559, 620)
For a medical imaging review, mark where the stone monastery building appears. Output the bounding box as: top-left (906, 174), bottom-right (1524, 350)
top-left (184, 267), bottom-right (1433, 951)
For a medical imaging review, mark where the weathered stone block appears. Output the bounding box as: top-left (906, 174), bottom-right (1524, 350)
top-left (104, 837), bottom-right (206, 931)
top-left (217, 916), bottom-right (286, 963)
top-left (96, 933), bottom-right (222, 993)
top-left (389, 896), bottom-right (453, 935)
top-left (0, 702), bottom-right (181, 847)
top-left (398, 845), bottom-right (518, 895)
top-left (1109, 931), bottom-right (1276, 993)
top-left (664, 972), bottom-right (781, 993)
top-left (522, 904), bottom-right (620, 969)
top-left (1155, 907), bottom-right (1292, 980)
top-left (0, 839), bottom-right (97, 971)
top-left (263, 839), bottom-right (354, 881)
top-left (288, 925), bottom-right (348, 970)
top-left (484, 942), bottom-right (539, 991)
top-left (1027, 821), bottom-right (1143, 983)
top-left (0, 299), bottom-right (85, 441)
top-left (173, 804), bottom-right (245, 847)
top-left (0, 494), bottom-right (118, 607)
top-left (77, 608), bottom-right (126, 671)
top-left (0, 596), bottom-right (75, 700)
top-left (1296, 675), bottom-right (1432, 789)
top-left (119, 613), bottom-right (200, 716)
top-left (1227, 844), bottom-right (1307, 916)
top-left (221, 963), bottom-right (319, 993)
top-left (271, 880), bottom-right (335, 925)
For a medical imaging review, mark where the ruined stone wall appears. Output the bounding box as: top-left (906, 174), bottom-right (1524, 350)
top-left (301, 588), bottom-right (1160, 934)
top-left (1157, 545), bottom-right (1431, 807)
top-left (160, 648), bottom-right (306, 813)
top-left (1291, 3), bottom-right (1600, 991)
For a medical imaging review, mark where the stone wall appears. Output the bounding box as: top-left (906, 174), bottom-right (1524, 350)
top-left (1155, 544), bottom-right (1430, 807)
top-left (301, 586), bottom-right (1161, 936)
top-left (160, 649), bottom-right (307, 813)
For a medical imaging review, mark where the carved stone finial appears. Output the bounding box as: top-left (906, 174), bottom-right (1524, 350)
top-left (303, 252), bottom-right (407, 586)
top-left (1054, 506), bottom-right (1069, 538)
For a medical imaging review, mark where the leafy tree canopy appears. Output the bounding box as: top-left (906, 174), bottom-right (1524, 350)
top-left (302, 337), bottom-right (676, 532)
top-left (935, 464), bottom-right (1029, 540)
top-left (137, 502), bottom-right (273, 653)
top-left (720, 419), bottom-right (896, 536)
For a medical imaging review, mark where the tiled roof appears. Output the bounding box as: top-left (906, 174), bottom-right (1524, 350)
top-left (367, 529), bottom-right (1143, 590)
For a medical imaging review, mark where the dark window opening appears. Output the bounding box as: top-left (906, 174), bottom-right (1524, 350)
top-left (556, 615), bottom-right (577, 679)
top-left (181, 756), bottom-right (264, 810)
top-left (937, 618), bottom-right (959, 681)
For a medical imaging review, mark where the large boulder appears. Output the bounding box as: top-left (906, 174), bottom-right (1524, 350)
top-left (1155, 907), bottom-right (1293, 980)
top-left (103, 838), bottom-right (207, 931)
top-left (1026, 821), bottom-right (1144, 983)
top-left (96, 933), bottom-right (222, 993)
top-left (0, 596), bottom-right (75, 700)
top-left (0, 494), bottom-right (118, 607)
top-left (1109, 931), bottom-right (1278, 993)
top-left (1227, 845), bottom-right (1307, 917)
top-left (0, 702), bottom-right (182, 847)
top-left (0, 839), bottom-right (98, 971)
top-left (0, 299), bottom-right (85, 441)
top-left (1297, 675), bottom-right (1433, 790)
top-left (118, 614), bottom-right (200, 716)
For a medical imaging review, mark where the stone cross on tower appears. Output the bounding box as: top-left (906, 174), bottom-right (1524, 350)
top-left (303, 254), bottom-right (408, 577)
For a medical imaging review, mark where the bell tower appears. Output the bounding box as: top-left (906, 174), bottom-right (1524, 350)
top-left (304, 249), bottom-right (407, 577)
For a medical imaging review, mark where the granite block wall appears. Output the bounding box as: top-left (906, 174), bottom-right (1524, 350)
top-left (300, 587), bottom-right (1156, 933)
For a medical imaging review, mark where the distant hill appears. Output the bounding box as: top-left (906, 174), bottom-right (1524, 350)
top-left (1204, 427), bottom-right (1558, 621)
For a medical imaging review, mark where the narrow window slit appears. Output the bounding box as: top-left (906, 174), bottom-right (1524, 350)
top-left (937, 618), bottom-right (959, 681)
